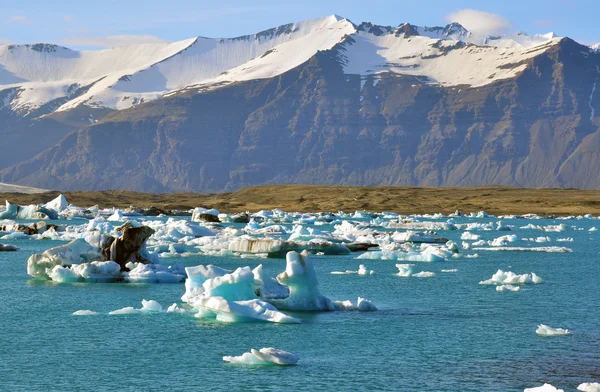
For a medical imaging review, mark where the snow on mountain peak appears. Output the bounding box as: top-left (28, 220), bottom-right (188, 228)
top-left (0, 15), bottom-right (569, 115)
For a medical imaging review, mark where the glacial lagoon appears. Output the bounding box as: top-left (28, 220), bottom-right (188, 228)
top-left (1, 198), bottom-right (599, 391)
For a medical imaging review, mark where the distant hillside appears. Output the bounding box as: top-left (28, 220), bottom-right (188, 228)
top-left (1, 16), bottom-right (599, 191)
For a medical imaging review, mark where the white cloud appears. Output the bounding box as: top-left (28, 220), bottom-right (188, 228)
top-left (10, 15), bottom-right (30, 24)
top-left (63, 35), bottom-right (170, 48)
top-left (0, 38), bottom-right (12, 45)
top-left (445, 9), bottom-right (511, 36)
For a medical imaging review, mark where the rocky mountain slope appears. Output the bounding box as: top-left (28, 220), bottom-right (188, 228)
top-left (1, 16), bottom-right (599, 191)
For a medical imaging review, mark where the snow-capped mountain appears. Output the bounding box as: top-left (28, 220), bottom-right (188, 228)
top-left (1, 15), bottom-right (560, 115)
top-left (1, 15), bottom-right (600, 192)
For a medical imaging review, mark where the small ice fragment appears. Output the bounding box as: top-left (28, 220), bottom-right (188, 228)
top-left (496, 284), bottom-right (520, 292)
top-left (578, 382), bottom-right (600, 392)
top-left (167, 303), bottom-right (186, 313)
top-left (441, 269), bottom-right (458, 273)
top-left (396, 264), bottom-right (413, 277)
top-left (72, 310), bottom-right (98, 316)
top-left (536, 324), bottom-right (570, 336)
top-left (109, 307), bottom-right (140, 315)
top-left (413, 271), bottom-right (435, 278)
top-left (524, 383), bottom-right (564, 392)
top-left (141, 299), bottom-right (162, 312)
top-left (223, 348), bottom-right (299, 365)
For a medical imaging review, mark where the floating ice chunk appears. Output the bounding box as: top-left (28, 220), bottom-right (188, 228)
top-left (109, 307), bottom-right (140, 315)
top-left (489, 234), bottom-right (519, 247)
top-left (536, 324), bottom-right (570, 336)
top-left (72, 310), bottom-right (98, 316)
top-left (496, 284), bottom-right (520, 292)
top-left (182, 264), bottom-right (231, 303)
top-left (27, 239), bottom-right (102, 278)
top-left (271, 251), bottom-right (334, 311)
top-left (496, 221), bottom-right (511, 231)
top-left (473, 246), bottom-right (572, 253)
top-left (441, 269), bottom-right (458, 273)
top-left (228, 237), bottom-right (285, 254)
top-left (0, 243), bottom-right (19, 251)
top-left (223, 348), bottom-right (299, 366)
top-left (194, 297), bottom-right (301, 323)
top-left (396, 264), bottom-right (414, 277)
top-left (107, 210), bottom-right (125, 222)
top-left (413, 271), bottom-right (435, 278)
top-left (331, 264), bottom-right (374, 276)
top-left (253, 264), bottom-right (289, 299)
top-left (590, 227), bottom-right (597, 232)
top-left (202, 266), bottom-right (256, 301)
top-left (524, 383), bottom-right (564, 392)
top-left (461, 232), bottom-right (480, 240)
top-left (141, 299), bottom-right (162, 312)
top-left (462, 241), bottom-right (471, 250)
top-left (167, 303), bottom-right (187, 313)
top-left (578, 382), bottom-right (600, 392)
top-left (556, 238), bottom-right (573, 242)
top-left (49, 261), bottom-right (122, 283)
top-left (45, 194), bottom-right (68, 213)
top-left (109, 299), bottom-right (163, 315)
top-left (334, 297), bottom-right (378, 311)
top-left (123, 262), bottom-right (186, 283)
top-left (465, 254), bottom-right (479, 258)
top-left (479, 270), bottom-right (543, 285)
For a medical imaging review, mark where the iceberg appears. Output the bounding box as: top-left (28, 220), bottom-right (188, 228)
top-left (413, 271), bottom-right (435, 278)
top-left (496, 284), bottom-right (520, 292)
top-left (396, 264), bottom-right (414, 277)
top-left (223, 348), bottom-right (299, 365)
top-left (535, 324), bottom-right (570, 336)
top-left (183, 264), bottom-right (300, 323)
top-left (109, 299), bottom-right (163, 315)
top-left (72, 310), bottom-right (99, 316)
top-left (123, 262), bottom-right (186, 283)
top-left (333, 297), bottom-right (377, 311)
top-left (524, 384), bottom-right (564, 392)
top-left (49, 261), bottom-right (122, 283)
top-left (27, 238), bottom-right (103, 279)
top-left (479, 270), bottom-right (543, 286)
top-left (270, 251), bottom-right (335, 311)
top-left (578, 383), bottom-right (600, 392)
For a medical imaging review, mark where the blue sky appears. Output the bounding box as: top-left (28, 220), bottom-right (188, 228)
top-left (1, 0), bottom-right (598, 49)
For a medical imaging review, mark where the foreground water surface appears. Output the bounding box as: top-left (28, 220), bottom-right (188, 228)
top-left (1, 211), bottom-right (599, 391)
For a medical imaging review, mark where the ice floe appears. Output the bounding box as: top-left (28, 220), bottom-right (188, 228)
top-left (479, 270), bottom-right (543, 286)
top-left (524, 383), bottom-right (564, 392)
top-left (223, 348), bottom-right (299, 365)
top-left (578, 383), bottom-right (600, 392)
top-left (536, 324), bottom-right (570, 336)
top-left (72, 310), bottom-right (99, 316)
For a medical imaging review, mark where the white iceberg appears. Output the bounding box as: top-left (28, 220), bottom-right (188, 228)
top-left (223, 348), bottom-right (299, 365)
top-left (270, 251), bottom-right (334, 311)
top-left (333, 297), bottom-right (377, 311)
top-left (479, 270), bottom-right (543, 286)
top-left (536, 324), bottom-right (570, 336)
top-left (524, 384), bottom-right (564, 392)
top-left (578, 383), bottom-right (600, 392)
top-left (72, 310), bottom-right (99, 316)
top-left (109, 299), bottom-right (163, 315)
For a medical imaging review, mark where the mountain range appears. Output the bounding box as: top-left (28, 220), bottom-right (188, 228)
top-left (1, 15), bottom-right (599, 192)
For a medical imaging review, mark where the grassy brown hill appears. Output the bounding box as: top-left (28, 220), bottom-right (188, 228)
top-left (1, 185), bottom-right (599, 216)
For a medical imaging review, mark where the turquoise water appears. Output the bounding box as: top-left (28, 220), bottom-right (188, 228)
top-left (1, 217), bottom-right (599, 391)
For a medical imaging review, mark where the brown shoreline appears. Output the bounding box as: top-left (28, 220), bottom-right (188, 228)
top-left (1, 185), bottom-right (599, 216)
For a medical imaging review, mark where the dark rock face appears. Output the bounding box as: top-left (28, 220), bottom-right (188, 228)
top-left (1, 38), bottom-right (600, 191)
top-left (0, 244), bottom-right (18, 251)
top-left (102, 222), bottom-right (155, 271)
top-left (0, 221), bottom-right (59, 235)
